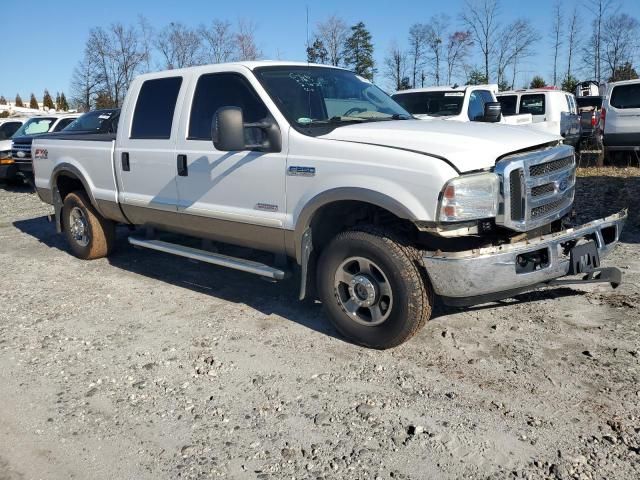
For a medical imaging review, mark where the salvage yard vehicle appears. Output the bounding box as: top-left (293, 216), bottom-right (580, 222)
top-left (600, 79), bottom-right (640, 163)
top-left (392, 84), bottom-right (532, 126)
top-left (497, 89), bottom-right (581, 147)
top-left (13, 109), bottom-right (119, 181)
top-left (576, 96), bottom-right (603, 144)
top-left (32, 62), bottom-right (626, 349)
top-left (0, 117), bottom-right (27, 182)
top-left (3, 113), bottom-right (79, 183)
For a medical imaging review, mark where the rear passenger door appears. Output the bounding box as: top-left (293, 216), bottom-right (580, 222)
top-left (116, 76), bottom-right (184, 217)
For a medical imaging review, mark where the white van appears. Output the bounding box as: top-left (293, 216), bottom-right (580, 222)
top-left (497, 89), bottom-right (581, 147)
top-left (600, 79), bottom-right (640, 160)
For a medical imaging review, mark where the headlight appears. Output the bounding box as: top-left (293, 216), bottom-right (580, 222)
top-left (438, 172), bottom-right (499, 222)
top-left (0, 150), bottom-right (13, 164)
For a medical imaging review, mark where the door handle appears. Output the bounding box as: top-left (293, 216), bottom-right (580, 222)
top-left (177, 154), bottom-right (188, 176)
top-left (121, 152), bottom-right (130, 172)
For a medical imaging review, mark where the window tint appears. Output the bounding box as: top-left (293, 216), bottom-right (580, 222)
top-left (610, 83), bottom-right (640, 109)
top-left (392, 91), bottom-right (464, 116)
top-left (189, 73), bottom-right (268, 140)
top-left (519, 94), bottom-right (545, 115)
top-left (53, 118), bottom-right (75, 132)
top-left (131, 77), bottom-right (182, 139)
top-left (0, 122), bottom-right (22, 140)
top-left (498, 95), bottom-right (518, 115)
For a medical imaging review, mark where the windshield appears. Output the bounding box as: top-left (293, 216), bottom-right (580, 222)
top-left (63, 110), bottom-right (117, 133)
top-left (392, 91), bottom-right (464, 117)
top-left (13, 117), bottom-right (56, 137)
top-left (254, 66), bottom-right (410, 128)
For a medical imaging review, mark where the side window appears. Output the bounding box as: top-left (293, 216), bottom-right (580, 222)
top-left (53, 118), bottom-right (75, 132)
top-left (520, 94), bottom-right (545, 116)
top-left (610, 84), bottom-right (640, 109)
top-left (467, 91), bottom-right (485, 121)
top-left (498, 95), bottom-right (518, 115)
top-left (131, 77), bottom-right (182, 139)
top-left (189, 73), bottom-right (268, 140)
top-left (0, 122), bottom-right (21, 140)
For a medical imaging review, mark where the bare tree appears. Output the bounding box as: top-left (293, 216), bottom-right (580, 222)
top-left (316, 15), bottom-right (348, 66)
top-left (199, 20), bottom-right (235, 64)
top-left (550, 1), bottom-right (562, 86)
top-left (86, 22), bottom-right (149, 107)
top-left (138, 15), bottom-right (154, 72)
top-left (445, 31), bottom-right (473, 84)
top-left (587, 0), bottom-right (617, 82)
top-left (566, 7), bottom-right (581, 81)
top-left (602, 13), bottom-right (640, 81)
top-left (495, 19), bottom-right (538, 89)
top-left (235, 19), bottom-right (261, 61)
top-left (461, 0), bottom-right (500, 82)
top-left (156, 22), bottom-right (202, 69)
top-left (424, 14), bottom-right (449, 86)
top-left (70, 48), bottom-right (101, 111)
top-left (408, 23), bottom-right (428, 87)
top-left (384, 42), bottom-right (409, 91)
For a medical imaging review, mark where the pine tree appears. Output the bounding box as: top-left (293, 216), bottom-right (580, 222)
top-left (29, 93), bottom-right (39, 109)
top-left (15, 94), bottom-right (24, 107)
top-left (467, 69), bottom-right (488, 85)
top-left (43, 89), bottom-right (55, 110)
top-left (529, 76), bottom-right (547, 89)
top-left (609, 62), bottom-right (639, 82)
top-left (95, 92), bottom-right (115, 109)
top-left (0, 96), bottom-right (6, 105)
top-left (55, 92), bottom-right (61, 110)
top-left (307, 38), bottom-right (329, 64)
top-left (343, 22), bottom-right (375, 80)
top-left (59, 92), bottom-right (69, 111)
top-left (561, 74), bottom-right (579, 94)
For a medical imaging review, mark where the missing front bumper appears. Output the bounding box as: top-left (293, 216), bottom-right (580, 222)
top-left (422, 210), bottom-right (627, 306)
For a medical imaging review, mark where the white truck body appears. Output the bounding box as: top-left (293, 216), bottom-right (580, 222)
top-left (31, 61), bottom-right (626, 348)
top-left (496, 89), bottom-right (581, 146)
top-left (392, 85), bottom-right (533, 126)
top-left (600, 79), bottom-right (640, 153)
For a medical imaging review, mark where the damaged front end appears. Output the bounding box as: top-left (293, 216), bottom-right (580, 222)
top-left (423, 210), bottom-right (627, 306)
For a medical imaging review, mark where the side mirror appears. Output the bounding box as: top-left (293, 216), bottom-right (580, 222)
top-left (482, 102), bottom-right (502, 123)
top-left (212, 107), bottom-right (246, 151)
top-left (212, 106), bottom-right (282, 153)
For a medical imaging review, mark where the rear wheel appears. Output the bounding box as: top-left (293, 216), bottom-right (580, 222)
top-left (62, 191), bottom-right (115, 259)
top-left (317, 226), bottom-right (433, 349)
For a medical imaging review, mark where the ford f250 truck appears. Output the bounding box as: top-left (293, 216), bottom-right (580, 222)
top-left (32, 62), bottom-right (627, 349)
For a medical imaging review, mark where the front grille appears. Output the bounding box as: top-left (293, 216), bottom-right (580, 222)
top-left (531, 191), bottom-right (573, 218)
top-left (531, 183), bottom-right (555, 197)
top-left (529, 157), bottom-right (573, 176)
top-left (11, 143), bottom-right (31, 164)
top-left (496, 145), bottom-right (576, 232)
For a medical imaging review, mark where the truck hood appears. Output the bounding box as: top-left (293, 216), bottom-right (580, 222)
top-left (319, 119), bottom-right (561, 173)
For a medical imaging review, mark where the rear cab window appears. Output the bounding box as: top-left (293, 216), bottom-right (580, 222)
top-left (498, 95), bottom-right (518, 115)
top-left (519, 94), bottom-right (545, 116)
top-left (131, 77), bottom-right (183, 139)
top-left (610, 83), bottom-right (640, 109)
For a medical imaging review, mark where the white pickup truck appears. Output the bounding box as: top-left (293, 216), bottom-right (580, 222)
top-left (392, 84), bottom-right (533, 125)
top-left (32, 61), bottom-right (626, 349)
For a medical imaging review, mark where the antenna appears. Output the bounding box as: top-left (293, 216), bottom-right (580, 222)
top-left (306, 5), bottom-right (310, 64)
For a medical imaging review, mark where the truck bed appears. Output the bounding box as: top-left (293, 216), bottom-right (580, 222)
top-left (32, 133), bottom-right (118, 208)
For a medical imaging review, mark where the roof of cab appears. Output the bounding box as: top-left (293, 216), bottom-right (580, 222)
top-left (393, 84), bottom-right (498, 95)
top-left (134, 61), bottom-right (348, 82)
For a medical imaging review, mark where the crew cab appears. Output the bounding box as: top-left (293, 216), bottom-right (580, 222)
top-left (32, 62), bottom-right (626, 349)
top-left (6, 113), bottom-right (79, 183)
top-left (13, 109), bottom-right (119, 180)
top-left (600, 79), bottom-right (640, 162)
top-left (392, 84), bottom-right (532, 125)
top-left (497, 89), bottom-right (581, 146)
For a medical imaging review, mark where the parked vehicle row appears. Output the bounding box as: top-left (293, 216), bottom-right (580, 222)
top-left (30, 61), bottom-right (626, 349)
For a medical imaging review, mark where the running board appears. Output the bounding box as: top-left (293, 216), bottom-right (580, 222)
top-left (128, 237), bottom-right (288, 280)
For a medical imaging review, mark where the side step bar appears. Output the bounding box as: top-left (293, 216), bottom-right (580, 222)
top-left (128, 237), bottom-right (289, 280)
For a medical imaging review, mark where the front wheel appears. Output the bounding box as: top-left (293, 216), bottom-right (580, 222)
top-left (62, 191), bottom-right (115, 259)
top-left (317, 226), bottom-right (433, 349)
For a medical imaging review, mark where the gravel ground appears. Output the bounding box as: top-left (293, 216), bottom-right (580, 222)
top-left (1, 172), bottom-right (639, 480)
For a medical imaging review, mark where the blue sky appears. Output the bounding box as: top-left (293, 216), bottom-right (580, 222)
top-left (2, 0), bottom-right (639, 99)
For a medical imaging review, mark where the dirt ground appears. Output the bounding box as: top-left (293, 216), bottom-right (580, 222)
top-left (0, 171), bottom-right (638, 480)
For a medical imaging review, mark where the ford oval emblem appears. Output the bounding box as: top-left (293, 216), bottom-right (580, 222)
top-left (16, 150), bottom-right (25, 158)
top-left (558, 176), bottom-right (570, 192)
